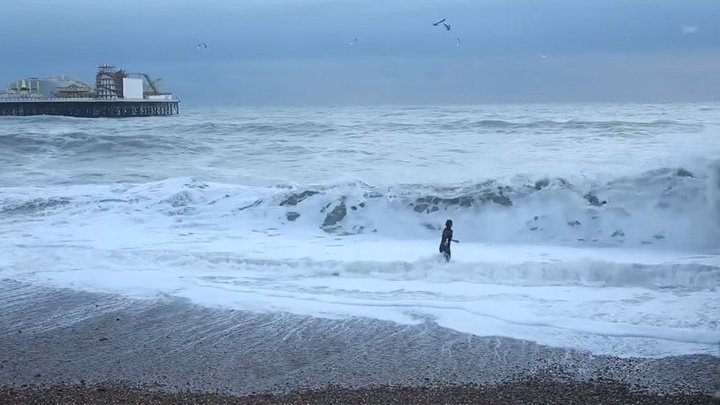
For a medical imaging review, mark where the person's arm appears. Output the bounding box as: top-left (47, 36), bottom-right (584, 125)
top-left (445, 230), bottom-right (454, 246)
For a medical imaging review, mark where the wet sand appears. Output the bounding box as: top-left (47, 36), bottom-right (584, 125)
top-left (1, 280), bottom-right (717, 403)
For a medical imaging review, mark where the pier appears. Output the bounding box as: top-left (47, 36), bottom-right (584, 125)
top-left (0, 64), bottom-right (180, 118)
top-left (0, 99), bottom-right (179, 117)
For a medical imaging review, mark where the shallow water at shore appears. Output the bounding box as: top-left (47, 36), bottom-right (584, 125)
top-left (1, 281), bottom-right (717, 399)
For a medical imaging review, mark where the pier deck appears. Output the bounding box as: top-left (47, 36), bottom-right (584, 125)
top-left (0, 99), bottom-right (179, 117)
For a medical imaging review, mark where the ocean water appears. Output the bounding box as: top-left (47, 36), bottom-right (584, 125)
top-left (1, 103), bottom-right (719, 358)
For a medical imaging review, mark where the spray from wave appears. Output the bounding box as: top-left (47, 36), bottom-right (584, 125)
top-left (2, 163), bottom-right (718, 251)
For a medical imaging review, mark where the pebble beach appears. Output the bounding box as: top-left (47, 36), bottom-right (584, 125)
top-left (1, 281), bottom-right (717, 404)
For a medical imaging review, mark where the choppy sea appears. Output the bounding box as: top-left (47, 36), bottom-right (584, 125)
top-left (1, 103), bottom-right (719, 358)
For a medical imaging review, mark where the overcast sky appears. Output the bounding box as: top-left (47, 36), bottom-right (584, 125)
top-left (1, 0), bottom-right (719, 105)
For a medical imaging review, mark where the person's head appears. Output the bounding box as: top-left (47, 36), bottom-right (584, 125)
top-left (445, 219), bottom-right (453, 228)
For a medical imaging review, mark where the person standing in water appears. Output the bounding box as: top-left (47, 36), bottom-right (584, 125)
top-left (439, 219), bottom-right (457, 262)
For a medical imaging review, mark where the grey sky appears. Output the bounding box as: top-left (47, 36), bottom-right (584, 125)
top-left (1, 0), bottom-right (719, 105)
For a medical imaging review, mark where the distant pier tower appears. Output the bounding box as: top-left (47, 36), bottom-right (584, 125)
top-left (95, 64), bottom-right (120, 100)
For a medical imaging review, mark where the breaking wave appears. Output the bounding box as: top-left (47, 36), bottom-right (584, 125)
top-left (2, 162), bottom-right (718, 252)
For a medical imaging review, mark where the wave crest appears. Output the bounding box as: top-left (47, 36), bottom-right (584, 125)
top-left (1, 165), bottom-right (718, 251)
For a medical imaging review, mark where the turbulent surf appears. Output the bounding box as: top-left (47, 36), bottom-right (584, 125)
top-left (1, 103), bottom-right (719, 358)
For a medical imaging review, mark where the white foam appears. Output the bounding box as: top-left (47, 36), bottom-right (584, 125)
top-left (2, 233), bottom-right (718, 358)
top-left (1, 164), bottom-right (719, 252)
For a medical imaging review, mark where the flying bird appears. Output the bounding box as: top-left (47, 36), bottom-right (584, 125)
top-left (196, 42), bottom-right (208, 50)
top-left (539, 54), bottom-right (548, 59)
top-left (443, 23), bottom-right (451, 31)
top-left (348, 38), bottom-right (358, 45)
top-left (432, 18), bottom-right (446, 26)
top-left (456, 37), bottom-right (461, 46)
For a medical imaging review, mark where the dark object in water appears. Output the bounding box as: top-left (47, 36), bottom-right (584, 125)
top-left (583, 192), bottom-right (607, 207)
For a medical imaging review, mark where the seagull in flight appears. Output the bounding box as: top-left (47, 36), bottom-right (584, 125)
top-left (457, 37), bottom-right (461, 46)
top-left (348, 38), bottom-right (358, 45)
top-left (196, 42), bottom-right (208, 50)
top-left (443, 23), bottom-right (451, 31)
top-left (433, 18), bottom-right (446, 26)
